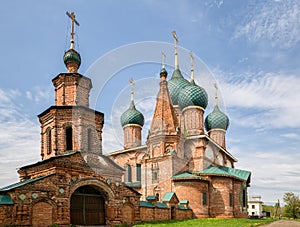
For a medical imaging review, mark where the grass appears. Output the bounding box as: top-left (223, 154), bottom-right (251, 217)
top-left (133, 218), bottom-right (276, 227)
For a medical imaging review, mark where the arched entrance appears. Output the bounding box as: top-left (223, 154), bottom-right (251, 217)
top-left (70, 185), bottom-right (106, 225)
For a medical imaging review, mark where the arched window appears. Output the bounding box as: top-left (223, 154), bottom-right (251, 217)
top-left (46, 128), bottom-right (52, 154)
top-left (66, 126), bottom-right (73, 150)
top-left (87, 128), bottom-right (92, 151)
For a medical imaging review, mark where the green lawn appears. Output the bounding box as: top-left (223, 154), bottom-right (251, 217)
top-left (133, 218), bottom-right (276, 227)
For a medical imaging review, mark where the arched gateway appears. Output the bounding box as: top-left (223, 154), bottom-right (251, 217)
top-left (70, 185), bottom-right (106, 225)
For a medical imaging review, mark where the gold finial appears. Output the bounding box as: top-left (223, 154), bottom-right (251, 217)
top-left (161, 51), bottom-right (166, 68)
top-left (66, 11), bottom-right (80, 50)
top-left (172, 31), bottom-right (179, 69)
top-left (189, 51), bottom-right (194, 81)
top-left (214, 83), bottom-right (218, 106)
top-left (129, 78), bottom-right (135, 102)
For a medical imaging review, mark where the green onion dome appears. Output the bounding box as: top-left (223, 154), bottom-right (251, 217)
top-left (178, 79), bottom-right (208, 110)
top-left (167, 69), bottom-right (190, 105)
top-left (120, 101), bottom-right (144, 127)
top-left (205, 105), bottom-right (229, 131)
top-left (63, 49), bottom-right (81, 68)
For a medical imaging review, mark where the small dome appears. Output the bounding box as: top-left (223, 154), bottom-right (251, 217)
top-left (168, 69), bottom-right (190, 105)
top-left (63, 49), bottom-right (81, 68)
top-left (205, 105), bottom-right (229, 131)
top-left (120, 101), bottom-right (144, 127)
top-left (178, 81), bottom-right (208, 110)
top-left (160, 67), bottom-right (168, 77)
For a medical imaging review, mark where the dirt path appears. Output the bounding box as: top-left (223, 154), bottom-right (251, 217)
top-left (262, 220), bottom-right (300, 227)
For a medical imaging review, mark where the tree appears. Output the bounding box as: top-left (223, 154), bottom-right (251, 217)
top-left (283, 192), bottom-right (300, 219)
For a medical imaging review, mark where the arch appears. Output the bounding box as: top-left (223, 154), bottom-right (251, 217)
top-left (31, 198), bottom-right (56, 227)
top-left (70, 178), bottom-right (115, 202)
top-left (70, 185), bottom-right (106, 225)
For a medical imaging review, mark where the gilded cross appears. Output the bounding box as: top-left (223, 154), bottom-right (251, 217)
top-left (66, 11), bottom-right (80, 49)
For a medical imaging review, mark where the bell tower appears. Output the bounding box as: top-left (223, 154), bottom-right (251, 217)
top-left (38, 12), bottom-right (104, 160)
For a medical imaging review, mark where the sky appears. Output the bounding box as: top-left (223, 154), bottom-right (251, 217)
top-left (0, 0), bottom-right (299, 205)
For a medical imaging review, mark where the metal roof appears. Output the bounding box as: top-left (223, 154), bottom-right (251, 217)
top-left (0, 194), bottom-right (14, 205)
top-left (0, 173), bottom-right (55, 192)
top-left (162, 192), bottom-right (176, 202)
top-left (198, 165), bottom-right (251, 181)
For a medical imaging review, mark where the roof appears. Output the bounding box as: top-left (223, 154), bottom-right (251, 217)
top-left (108, 145), bottom-right (147, 156)
top-left (140, 201), bottom-right (155, 208)
top-left (198, 165), bottom-right (251, 182)
top-left (180, 200), bottom-right (189, 204)
top-left (19, 151), bottom-right (79, 170)
top-left (178, 204), bottom-right (191, 210)
top-left (172, 172), bottom-right (209, 181)
top-left (146, 195), bottom-right (157, 200)
top-left (156, 202), bottom-right (168, 209)
top-left (125, 181), bottom-right (141, 188)
top-left (0, 194), bottom-right (14, 205)
top-left (0, 173), bottom-right (55, 192)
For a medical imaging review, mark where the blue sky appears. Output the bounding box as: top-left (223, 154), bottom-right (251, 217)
top-left (0, 0), bottom-right (300, 205)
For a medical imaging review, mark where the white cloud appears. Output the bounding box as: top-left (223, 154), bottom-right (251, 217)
top-left (214, 70), bottom-right (300, 129)
top-left (0, 88), bottom-right (40, 187)
top-left (235, 149), bottom-right (300, 204)
top-left (234, 0), bottom-right (300, 49)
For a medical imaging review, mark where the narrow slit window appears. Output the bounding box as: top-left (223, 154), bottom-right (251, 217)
top-left (203, 192), bottom-right (207, 205)
top-left (46, 128), bottom-right (52, 154)
top-left (66, 126), bottom-right (73, 150)
top-left (87, 128), bottom-right (92, 151)
top-left (136, 164), bottom-right (141, 181)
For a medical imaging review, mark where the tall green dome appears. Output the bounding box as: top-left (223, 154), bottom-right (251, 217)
top-left (168, 69), bottom-right (190, 105)
top-left (120, 101), bottom-right (144, 127)
top-left (178, 80), bottom-right (208, 110)
top-left (63, 49), bottom-right (81, 68)
top-left (205, 105), bottom-right (229, 131)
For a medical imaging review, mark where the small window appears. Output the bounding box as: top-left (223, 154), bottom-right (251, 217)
top-left (203, 192), bottom-right (207, 205)
top-left (136, 164), bottom-right (141, 181)
top-left (243, 189), bottom-right (246, 207)
top-left (229, 193), bottom-right (233, 207)
top-left (46, 128), bottom-right (52, 154)
top-left (126, 165), bottom-right (132, 182)
top-left (252, 204), bottom-right (255, 209)
top-left (66, 126), bottom-right (73, 150)
top-left (152, 171), bottom-right (158, 183)
top-left (87, 129), bottom-right (92, 151)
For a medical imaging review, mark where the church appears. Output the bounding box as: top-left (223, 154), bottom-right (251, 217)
top-left (0, 13), bottom-right (250, 226)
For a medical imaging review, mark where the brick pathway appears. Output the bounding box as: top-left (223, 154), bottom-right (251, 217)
top-left (262, 220), bottom-right (300, 227)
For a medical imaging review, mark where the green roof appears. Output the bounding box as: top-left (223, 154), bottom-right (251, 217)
top-left (205, 105), bottom-right (229, 131)
top-left (140, 201), bottom-right (155, 208)
top-left (0, 173), bottom-right (55, 192)
top-left (180, 200), bottom-right (189, 204)
top-left (0, 194), bottom-right (14, 205)
top-left (199, 165), bottom-right (251, 181)
top-left (120, 101), bottom-right (144, 127)
top-left (178, 83), bottom-right (208, 110)
top-left (146, 195), bottom-right (157, 200)
top-left (162, 192), bottom-right (176, 202)
top-left (63, 49), bottom-right (81, 67)
top-left (172, 172), bottom-right (208, 181)
top-left (125, 181), bottom-right (141, 188)
top-left (178, 204), bottom-right (191, 210)
top-left (156, 202), bottom-right (168, 209)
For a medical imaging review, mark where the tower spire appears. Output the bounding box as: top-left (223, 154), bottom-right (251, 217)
top-left (214, 83), bottom-right (218, 106)
top-left (189, 51), bottom-right (195, 82)
top-left (66, 11), bottom-right (80, 50)
top-left (172, 31), bottom-right (179, 69)
top-left (161, 51), bottom-right (166, 69)
top-left (129, 78), bottom-right (135, 103)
